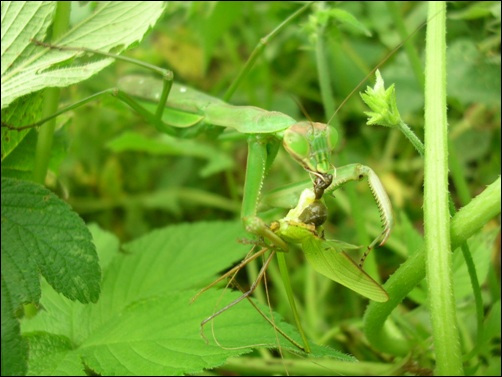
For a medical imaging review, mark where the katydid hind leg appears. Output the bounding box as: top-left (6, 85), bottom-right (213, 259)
top-left (191, 246), bottom-right (269, 304)
top-left (200, 250), bottom-right (276, 343)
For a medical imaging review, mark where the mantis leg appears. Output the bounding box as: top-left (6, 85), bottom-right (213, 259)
top-left (32, 40), bottom-right (174, 123)
top-left (1, 85), bottom-right (188, 136)
top-left (241, 135), bottom-right (288, 251)
top-left (2, 41), bottom-right (180, 135)
top-left (327, 163), bottom-right (393, 262)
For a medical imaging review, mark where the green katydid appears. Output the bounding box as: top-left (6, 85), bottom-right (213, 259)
top-left (192, 187), bottom-right (388, 353)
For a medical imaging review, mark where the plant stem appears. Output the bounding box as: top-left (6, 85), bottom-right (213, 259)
top-left (33, 2), bottom-right (71, 184)
top-left (223, 355), bottom-right (401, 376)
top-left (386, 2), bottom-right (425, 89)
top-left (397, 120), bottom-right (424, 157)
top-left (223, 2), bottom-right (313, 102)
top-left (423, 3), bottom-right (463, 374)
top-left (363, 176), bottom-right (501, 355)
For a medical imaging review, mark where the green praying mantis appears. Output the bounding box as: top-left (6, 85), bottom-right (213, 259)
top-left (2, 13), bottom-right (394, 354)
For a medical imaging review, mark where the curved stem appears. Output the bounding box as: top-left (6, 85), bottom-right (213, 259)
top-left (363, 176), bottom-right (501, 356)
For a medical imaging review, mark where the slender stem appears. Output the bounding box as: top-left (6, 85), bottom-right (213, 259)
top-left (276, 252), bottom-right (311, 353)
top-left (386, 2), bottom-right (425, 89)
top-left (223, 2), bottom-right (313, 102)
top-left (448, 139), bottom-right (472, 206)
top-left (33, 2), bottom-right (71, 184)
top-left (223, 356), bottom-right (399, 376)
top-left (397, 120), bottom-right (424, 157)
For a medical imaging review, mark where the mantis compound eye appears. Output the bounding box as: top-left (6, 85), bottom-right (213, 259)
top-left (298, 200), bottom-right (328, 228)
top-left (283, 124), bottom-right (312, 169)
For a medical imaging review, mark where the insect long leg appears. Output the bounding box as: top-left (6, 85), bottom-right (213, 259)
top-left (191, 246), bottom-right (269, 303)
top-left (231, 276), bottom-right (305, 352)
top-left (200, 249), bottom-right (276, 342)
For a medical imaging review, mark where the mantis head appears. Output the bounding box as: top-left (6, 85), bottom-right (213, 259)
top-left (283, 122), bottom-right (338, 198)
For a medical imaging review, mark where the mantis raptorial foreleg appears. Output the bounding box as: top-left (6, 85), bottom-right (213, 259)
top-left (241, 135), bottom-right (289, 251)
top-left (325, 164), bottom-right (393, 246)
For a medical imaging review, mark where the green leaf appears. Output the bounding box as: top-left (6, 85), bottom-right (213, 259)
top-left (22, 222), bottom-right (352, 375)
top-left (1, 2), bottom-right (166, 109)
top-left (1, 177), bottom-right (100, 375)
top-left (24, 332), bottom-right (85, 376)
top-left (1, 128), bottom-right (68, 180)
top-left (1, 178), bottom-right (101, 305)
top-left (447, 39), bottom-right (501, 107)
top-left (329, 8), bottom-right (372, 36)
top-left (452, 228), bottom-right (499, 300)
top-left (1, 92), bottom-right (44, 160)
top-left (2, 277), bottom-right (29, 376)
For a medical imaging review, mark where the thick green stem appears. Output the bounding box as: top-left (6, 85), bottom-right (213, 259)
top-left (363, 176), bottom-right (500, 356)
top-left (423, 3), bottom-right (463, 374)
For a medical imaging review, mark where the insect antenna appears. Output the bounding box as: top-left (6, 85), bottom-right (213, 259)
top-left (291, 95), bottom-right (316, 129)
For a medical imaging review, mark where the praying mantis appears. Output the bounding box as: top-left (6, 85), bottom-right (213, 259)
top-left (2, 2), bottom-right (397, 355)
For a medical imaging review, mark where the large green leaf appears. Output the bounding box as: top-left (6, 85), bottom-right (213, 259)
top-left (1, 177), bottom-right (100, 375)
top-left (1, 2), bottom-right (166, 109)
top-left (1, 178), bottom-right (101, 305)
top-left (22, 222), bottom-right (353, 375)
